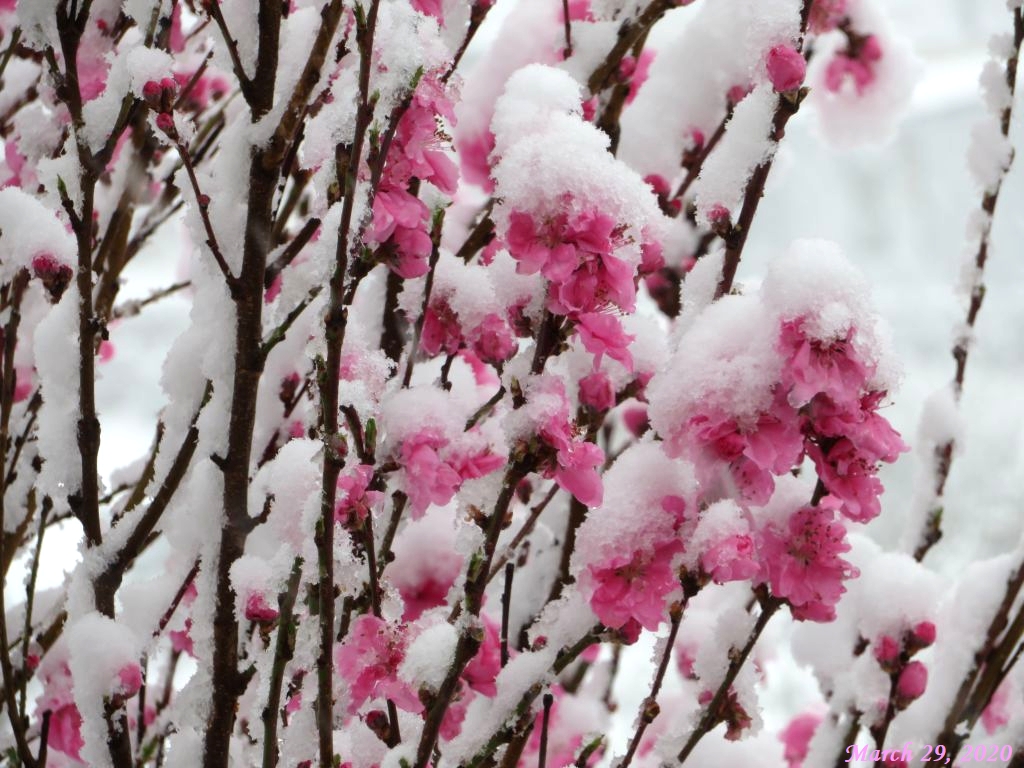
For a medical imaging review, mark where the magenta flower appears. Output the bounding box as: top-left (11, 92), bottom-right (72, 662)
top-left (334, 615), bottom-right (422, 715)
top-left (462, 618), bottom-right (502, 696)
top-left (587, 539), bottom-right (683, 630)
top-left (468, 313), bottom-right (517, 363)
top-left (576, 312), bottom-right (635, 371)
top-left (579, 370), bottom-right (615, 411)
top-left (779, 711), bottom-right (822, 768)
top-left (400, 432), bottom-right (462, 517)
top-left (701, 533), bottom-right (760, 584)
top-left (778, 320), bottom-right (872, 407)
top-left (334, 464), bottom-right (384, 527)
top-left (758, 506), bottom-right (858, 622)
top-left (553, 440), bottom-right (604, 508)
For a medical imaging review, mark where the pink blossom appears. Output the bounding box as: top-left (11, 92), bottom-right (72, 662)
top-left (579, 370), bottom-right (615, 411)
top-left (896, 661), bottom-right (928, 702)
top-left (245, 592), bottom-right (280, 623)
top-left (115, 663), bottom-right (144, 698)
top-left (410, 0), bottom-right (444, 23)
top-left (36, 660), bottom-right (83, 760)
top-left (14, 366), bottom-right (33, 403)
top-left (335, 464), bottom-right (384, 526)
top-left (468, 313), bottom-right (517, 363)
top-left (587, 540), bottom-right (683, 630)
top-left (395, 550), bottom-right (462, 621)
top-left (48, 704), bottom-right (85, 760)
top-left (455, 131), bottom-right (495, 191)
top-left (389, 76), bottom-right (459, 192)
top-left (779, 711), bottom-right (822, 768)
top-left (758, 505), bottom-right (858, 622)
top-left (625, 49), bottom-right (656, 104)
top-left (553, 440), bottom-right (604, 507)
top-left (400, 431), bottom-right (462, 517)
top-left (463, 618), bottom-right (502, 696)
top-left (808, 0), bottom-right (847, 33)
top-left (981, 680), bottom-right (1011, 734)
top-left (766, 45), bottom-right (807, 92)
top-left (807, 438), bottom-right (886, 523)
top-left (701, 534), bottom-right (759, 584)
top-left (621, 404), bottom-right (649, 437)
top-left (421, 299), bottom-right (463, 357)
top-left (334, 615), bottom-right (422, 714)
top-left (575, 312), bottom-right (634, 371)
top-left (169, 618), bottom-right (195, 657)
top-left (825, 38), bottom-right (882, 95)
top-left (448, 448), bottom-right (505, 481)
top-left (778, 320), bottom-right (872, 407)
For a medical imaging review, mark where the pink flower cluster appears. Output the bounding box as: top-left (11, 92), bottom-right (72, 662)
top-left (758, 504), bottom-right (858, 621)
top-left (368, 77), bottom-right (458, 278)
top-left (334, 464), bottom-right (385, 527)
top-left (825, 35), bottom-right (883, 95)
top-left (398, 429), bottom-right (504, 517)
top-left (505, 206), bottom-right (647, 371)
top-left (532, 378), bottom-right (605, 507)
top-left (421, 297), bottom-right (517, 364)
top-left (873, 621), bottom-right (935, 708)
top-left (334, 615), bottom-right (422, 715)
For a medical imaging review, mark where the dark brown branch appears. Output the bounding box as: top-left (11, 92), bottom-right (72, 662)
top-left (676, 597), bottom-right (779, 763)
top-left (617, 605), bottom-right (683, 768)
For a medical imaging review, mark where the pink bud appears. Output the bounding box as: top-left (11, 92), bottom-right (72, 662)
top-left (873, 634), bottom-right (900, 664)
top-left (245, 592), bottom-right (279, 623)
top-left (707, 204), bottom-right (731, 226)
top-left (619, 55), bottom-right (637, 79)
top-left (686, 127), bottom-right (705, 151)
top-left (644, 174), bottom-right (671, 198)
top-left (142, 80), bottom-right (162, 100)
top-left (911, 621), bottom-right (937, 647)
top-left (896, 661), bottom-right (928, 701)
top-left (155, 112), bottom-right (175, 134)
top-left (116, 663), bottom-right (143, 698)
top-left (766, 44), bottom-right (806, 92)
top-left (727, 83), bottom-right (751, 105)
top-left (579, 371), bottom-right (615, 411)
top-left (861, 35), bottom-right (883, 62)
top-left (160, 76), bottom-right (178, 93)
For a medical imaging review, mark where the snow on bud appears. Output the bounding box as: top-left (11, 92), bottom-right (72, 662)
top-left (766, 45), bottom-right (806, 93)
